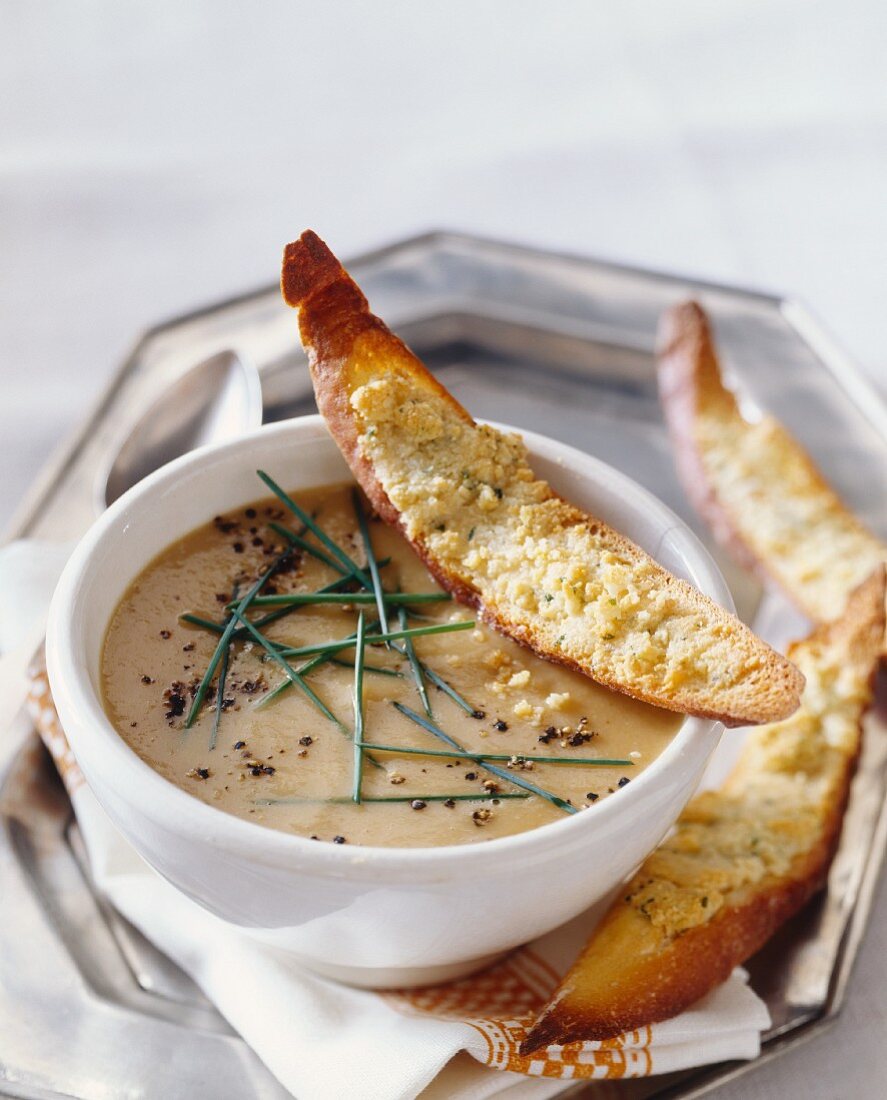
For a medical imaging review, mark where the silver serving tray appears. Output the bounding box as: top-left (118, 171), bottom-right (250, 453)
top-left (1, 233), bottom-right (885, 1100)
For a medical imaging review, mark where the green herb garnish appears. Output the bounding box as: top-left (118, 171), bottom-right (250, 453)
top-left (352, 612), bottom-right (366, 803)
top-left (184, 470), bottom-right (595, 823)
top-left (180, 611), bottom-right (229, 634)
top-left (272, 619), bottom-right (474, 661)
top-left (253, 641), bottom-right (385, 772)
top-left (255, 649), bottom-right (334, 711)
top-left (393, 703), bottom-right (577, 815)
top-left (353, 490), bottom-right (389, 639)
top-left (184, 549), bottom-right (290, 728)
top-left (181, 576), bottom-right (357, 638)
top-left (257, 619), bottom-right (382, 709)
top-left (208, 582), bottom-right (240, 750)
top-left (256, 792), bottom-right (530, 806)
top-left (257, 470), bottom-right (372, 588)
top-left (398, 604), bottom-right (431, 716)
top-left (245, 591), bottom-right (450, 608)
top-left (249, 579), bottom-right (354, 632)
top-left (355, 742), bottom-right (632, 766)
top-left (329, 657), bottom-right (403, 677)
top-left (268, 521), bottom-right (349, 576)
top-left (422, 665), bottom-right (478, 716)
top-left (209, 643), bottom-right (231, 750)
top-left (231, 610), bottom-right (346, 733)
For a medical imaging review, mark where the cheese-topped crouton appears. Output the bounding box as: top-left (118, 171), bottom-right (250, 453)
top-left (657, 301), bottom-right (886, 624)
top-left (522, 566), bottom-right (884, 1050)
top-left (282, 231), bottom-right (803, 727)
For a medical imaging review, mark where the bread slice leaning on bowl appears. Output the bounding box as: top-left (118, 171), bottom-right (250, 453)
top-left (657, 301), bottom-right (886, 625)
top-left (281, 230), bottom-right (803, 728)
top-left (522, 565), bottom-right (885, 1051)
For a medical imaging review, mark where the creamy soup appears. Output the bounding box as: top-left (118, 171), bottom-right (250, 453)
top-left (101, 482), bottom-right (681, 847)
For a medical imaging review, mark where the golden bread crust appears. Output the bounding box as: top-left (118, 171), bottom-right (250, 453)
top-left (657, 301), bottom-right (886, 623)
top-left (522, 567), bottom-right (884, 1050)
top-left (282, 230), bottom-right (472, 533)
top-left (281, 231), bottom-right (803, 726)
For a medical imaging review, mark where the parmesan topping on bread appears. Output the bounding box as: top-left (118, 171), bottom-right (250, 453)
top-left (657, 301), bottom-right (886, 624)
top-left (522, 566), bottom-right (885, 1050)
top-left (282, 231), bottom-right (804, 727)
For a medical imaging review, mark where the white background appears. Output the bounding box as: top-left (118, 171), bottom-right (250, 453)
top-left (1, 1), bottom-right (885, 1096)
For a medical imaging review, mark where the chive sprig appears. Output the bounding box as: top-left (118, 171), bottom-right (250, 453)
top-left (244, 591), bottom-right (450, 608)
top-left (272, 619), bottom-right (474, 660)
top-left (257, 792), bottom-right (530, 806)
top-left (257, 470), bottom-right (373, 589)
top-left (209, 582), bottom-right (239, 751)
top-left (231, 609), bottom-right (346, 733)
top-left (353, 490), bottom-right (390, 639)
top-left (351, 611), bottom-right (366, 803)
top-left (178, 469), bottom-right (625, 829)
top-left (399, 604), bottom-right (432, 717)
top-left (184, 547), bottom-right (291, 728)
top-left (394, 703), bottom-right (578, 815)
top-left (355, 742), bottom-right (632, 767)
top-left (268, 520), bottom-right (349, 576)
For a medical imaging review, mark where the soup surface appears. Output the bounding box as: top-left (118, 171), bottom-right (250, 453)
top-left (102, 481), bottom-right (681, 847)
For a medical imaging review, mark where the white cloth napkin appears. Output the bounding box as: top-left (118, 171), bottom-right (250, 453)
top-left (0, 541), bottom-right (770, 1100)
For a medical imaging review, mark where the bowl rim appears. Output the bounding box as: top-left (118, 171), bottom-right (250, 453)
top-left (46, 415), bottom-right (730, 880)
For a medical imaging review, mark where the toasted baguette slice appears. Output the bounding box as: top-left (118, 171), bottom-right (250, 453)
top-left (282, 231), bottom-right (802, 726)
top-left (657, 301), bottom-right (886, 623)
top-left (522, 566), bottom-right (885, 1052)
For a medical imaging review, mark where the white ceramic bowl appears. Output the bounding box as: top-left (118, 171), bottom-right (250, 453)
top-left (47, 416), bottom-right (732, 988)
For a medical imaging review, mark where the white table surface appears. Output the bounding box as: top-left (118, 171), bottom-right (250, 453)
top-left (1, 2), bottom-right (885, 1097)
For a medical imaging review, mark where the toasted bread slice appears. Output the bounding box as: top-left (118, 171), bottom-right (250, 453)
top-left (657, 301), bottom-right (886, 623)
top-left (522, 566), bottom-right (885, 1051)
top-left (281, 231), bottom-right (803, 726)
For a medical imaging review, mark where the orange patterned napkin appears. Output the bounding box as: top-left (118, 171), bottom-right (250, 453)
top-left (25, 650), bottom-right (768, 1100)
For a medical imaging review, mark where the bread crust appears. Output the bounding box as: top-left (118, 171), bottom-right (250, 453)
top-left (282, 231), bottom-right (803, 726)
top-left (283, 232), bottom-right (472, 535)
top-left (522, 567), bottom-right (884, 1051)
top-left (657, 302), bottom-right (886, 624)
top-left (523, 849), bottom-right (828, 1049)
top-left (657, 303), bottom-right (761, 577)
